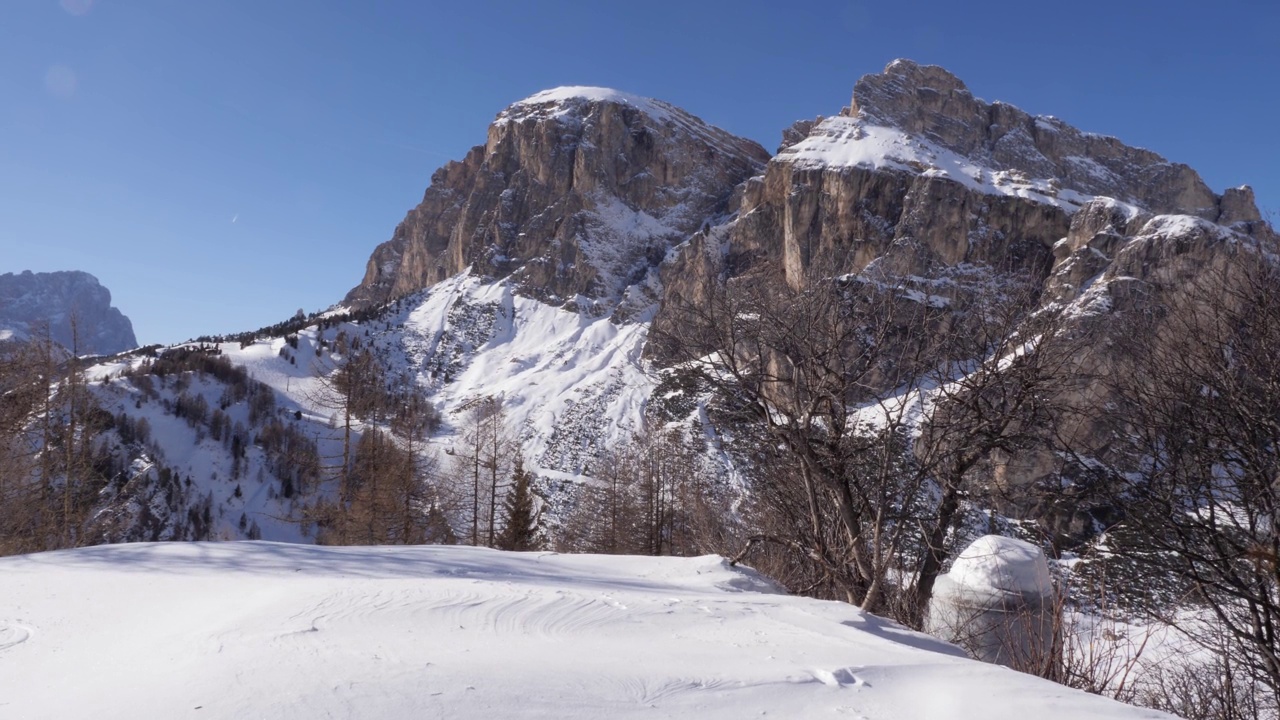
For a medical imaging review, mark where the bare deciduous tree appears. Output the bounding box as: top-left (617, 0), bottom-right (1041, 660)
top-left (1103, 254), bottom-right (1280, 714)
top-left (653, 264), bottom-right (1083, 625)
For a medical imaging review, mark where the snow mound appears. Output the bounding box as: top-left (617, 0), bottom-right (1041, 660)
top-left (0, 542), bottom-right (1172, 720)
top-left (514, 86), bottom-right (669, 115)
top-left (948, 534), bottom-right (1054, 597)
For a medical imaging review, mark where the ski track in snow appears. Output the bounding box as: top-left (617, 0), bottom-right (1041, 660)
top-left (0, 542), bottom-right (1174, 720)
top-left (0, 621), bottom-right (32, 651)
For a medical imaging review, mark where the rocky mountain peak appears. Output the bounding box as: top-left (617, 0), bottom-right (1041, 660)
top-left (847, 59), bottom-right (979, 134)
top-left (838, 58), bottom-right (1231, 218)
top-left (0, 270), bottom-right (137, 355)
top-left (346, 87), bottom-right (769, 311)
top-left (735, 59), bottom-right (1268, 294)
top-left (497, 86), bottom-right (676, 123)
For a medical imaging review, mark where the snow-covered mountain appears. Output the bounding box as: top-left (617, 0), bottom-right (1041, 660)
top-left (80, 272), bottom-right (655, 544)
top-left (0, 541), bottom-right (1175, 720)
top-left (0, 270), bottom-right (137, 355)
top-left (5, 60), bottom-right (1275, 719)
top-left (71, 60), bottom-right (1277, 551)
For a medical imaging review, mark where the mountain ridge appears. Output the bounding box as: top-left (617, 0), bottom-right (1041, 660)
top-left (0, 270), bottom-right (138, 356)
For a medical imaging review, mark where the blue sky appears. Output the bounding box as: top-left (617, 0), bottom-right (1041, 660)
top-left (2, 0), bottom-right (1277, 345)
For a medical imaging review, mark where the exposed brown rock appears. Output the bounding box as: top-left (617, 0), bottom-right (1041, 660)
top-left (346, 89), bottom-right (769, 310)
top-left (850, 60), bottom-right (1219, 217)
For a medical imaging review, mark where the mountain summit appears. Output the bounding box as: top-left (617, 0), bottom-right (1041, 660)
top-left (345, 86), bottom-right (769, 312)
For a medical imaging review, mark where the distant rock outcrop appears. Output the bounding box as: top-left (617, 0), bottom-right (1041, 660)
top-left (0, 270), bottom-right (137, 355)
top-left (346, 87), bottom-right (769, 312)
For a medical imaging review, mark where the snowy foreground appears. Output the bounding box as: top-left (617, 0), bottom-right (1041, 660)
top-left (1, 543), bottom-right (1171, 719)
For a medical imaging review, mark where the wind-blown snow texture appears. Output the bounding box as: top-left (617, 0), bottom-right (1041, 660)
top-left (0, 542), bottom-right (1173, 720)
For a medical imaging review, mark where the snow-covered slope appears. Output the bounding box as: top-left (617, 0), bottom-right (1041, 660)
top-left (0, 542), bottom-right (1173, 720)
top-left (81, 269), bottom-right (657, 544)
top-left (387, 273), bottom-right (652, 473)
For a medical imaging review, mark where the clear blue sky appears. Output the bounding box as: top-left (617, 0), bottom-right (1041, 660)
top-left (3, 0), bottom-right (1277, 345)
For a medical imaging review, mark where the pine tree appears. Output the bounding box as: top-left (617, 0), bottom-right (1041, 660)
top-left (496, 458), bottom-right (540, 551)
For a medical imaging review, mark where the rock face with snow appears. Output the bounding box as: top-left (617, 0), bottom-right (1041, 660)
top-left (346, 87), bottom-right (769, 312)
top-left (926, 535), bottom-right (1059, 673)
top-left (691, 59), bottom-right (1261, 295)
top-left (0, 270), bottom-right (137, 355)
top-left (847, 60), bottom-right (1221, 217)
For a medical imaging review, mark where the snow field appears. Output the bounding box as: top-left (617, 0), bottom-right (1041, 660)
top-left (0, 542), bottom-right (1174, 719)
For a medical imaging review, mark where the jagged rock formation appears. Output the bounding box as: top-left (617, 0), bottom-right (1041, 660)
top-left (0, 270), bottom-right (137, 355)
top-left (346, 87), bottom-right (769, 312)
top-left (847, 60), bottom-right (1221, 217)
top-left (708, 59), bottom-right (1260, 295)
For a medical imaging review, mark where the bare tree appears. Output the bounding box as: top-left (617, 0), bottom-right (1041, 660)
top-left (558, 426), bottom-right (722, 556)
top-left (1103, 254), bottom-right (1280, 714)
top-left (307, 339), bottom-right (387, 541)
top-left (654, 264), bottom-right (1082, 624)
top-left (448, 396), bottom-right (517, 547)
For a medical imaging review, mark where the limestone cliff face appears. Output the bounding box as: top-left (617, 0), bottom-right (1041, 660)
top-left (660, 59), bottom-right (1267, 337)
top-left (0, 270), bottom-right (137, 356)
top-left (848, 60), bottom-right (1222, 218)
top-left (346, 88), bottom-right (769, 311)
top-left (709, 59), bottom-right (1254, 296)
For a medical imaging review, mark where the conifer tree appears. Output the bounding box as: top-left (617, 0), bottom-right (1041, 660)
top-left (496, 458), bottom-right (540, 551)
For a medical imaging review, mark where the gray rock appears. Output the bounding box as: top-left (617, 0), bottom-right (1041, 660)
top-left (0, 270), bottom-right (137, 355)
top-left (1217, 185), bottom-right (1263, 225)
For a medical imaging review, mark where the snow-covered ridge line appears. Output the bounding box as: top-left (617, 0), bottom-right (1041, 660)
top-left (778, 117), bottom-right (1102, 214)
top-left (509, 86), bottom-right (672, 119)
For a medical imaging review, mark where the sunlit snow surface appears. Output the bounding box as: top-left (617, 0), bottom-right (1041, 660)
top-left (389, 273), bottom-right (653, 473)
top-left (0, 542), bottom-right (1173, 720)
top-left (779, 117), bottom-right (1097, 213)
